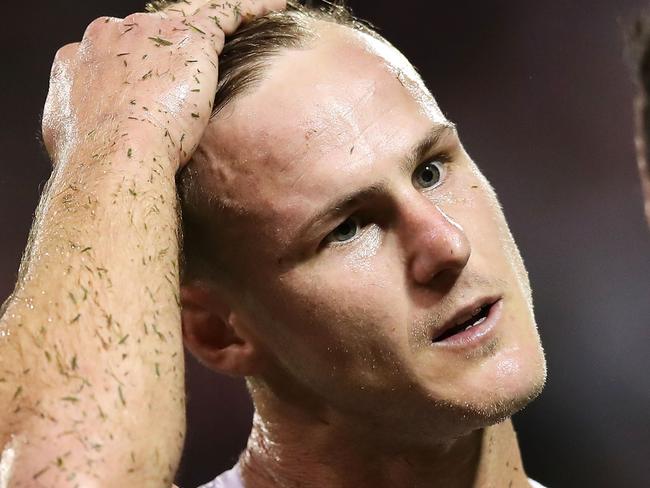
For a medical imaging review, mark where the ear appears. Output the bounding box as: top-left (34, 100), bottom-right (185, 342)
top-left (180, 280), bottom-right (265, 377)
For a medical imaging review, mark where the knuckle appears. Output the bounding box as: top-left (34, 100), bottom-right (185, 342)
top-left (41, 126), bottom-right (55, 157)
top-left (214, 28), bottom-right (226, 43)
top-left (242, 0), bottom-right (260, 13)
top-left (41, 105), bottom-right (58, 157)
top-left (123, 12), bottom-right (152, 26)
top-left (259, 0), bottom-right (285, 14)
top-left (241, 0), bottom-right (263, 17)
top-left (84, 16), bottom-right (120, 38)
top-left (54, 43), bottom-right (79, 62)
top-left (186, 17), bottom-right (218, 37)
top-left (249, 0), bottom-right (283, 18)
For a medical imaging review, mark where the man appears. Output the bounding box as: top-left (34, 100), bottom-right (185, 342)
top-left (629, 16), bottom-right (650, 227)
top-left (0, 1), bottom-right (547, 487)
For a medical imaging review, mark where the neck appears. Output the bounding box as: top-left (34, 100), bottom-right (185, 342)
top-left (238, 393), bottom-right (530, 488)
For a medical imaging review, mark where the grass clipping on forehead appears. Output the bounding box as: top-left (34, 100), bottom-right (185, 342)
top-left (177, 0), bottom-right (380, 284)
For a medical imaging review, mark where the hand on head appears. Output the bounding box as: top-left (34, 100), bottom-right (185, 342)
top-left (42, 0), bottom-right (286, 171)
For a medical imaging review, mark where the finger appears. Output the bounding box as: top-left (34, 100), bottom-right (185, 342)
top-left (49, 42), bottom-right (80, 92)
top-left (236, 0), bottom-right (288, 25)
top-left (247, 0), bottom-right (288, 20)
top-left (54, 42), bottom-right (80, 63)
top-left (198, 1), bottom-right (251, 35)
top-left (191, 0), bottom-right (286, 35)
top-left (82, 16), bottom-right (122, 40)
top-left (183, 7), bottom-right (227, 48)
top-left (156, 0), bottom-right (211, 17)
top-left (44, 42), bottom-right (81, 159)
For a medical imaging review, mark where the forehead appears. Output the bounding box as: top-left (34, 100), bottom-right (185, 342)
top-left (200, 22), bottom-right (448, 245)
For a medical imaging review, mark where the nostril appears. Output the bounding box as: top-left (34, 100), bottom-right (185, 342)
top-left (410, 247), bottom-right (467, 286)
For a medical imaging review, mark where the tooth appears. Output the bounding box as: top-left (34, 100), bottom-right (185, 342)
top-left (465, 317), bottom-right (485, 331)
top-left (456, 307), bottom-right (483, 327)
top-left (468, 316), bottom-right (487, 329)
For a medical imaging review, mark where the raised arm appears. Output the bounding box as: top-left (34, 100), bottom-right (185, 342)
top-left (0, 1), bottom-right (284, 486)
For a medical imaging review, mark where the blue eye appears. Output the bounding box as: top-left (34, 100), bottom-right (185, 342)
top-left (327, 217), bottom-right (360, 243)
top-left (413, 160), bottom-right (443, 188)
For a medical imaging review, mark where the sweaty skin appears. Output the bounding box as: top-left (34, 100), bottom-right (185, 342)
top-left (182, 21), bottom-right (546, 488)
top-left (0, 1), bottom-right (285, 487)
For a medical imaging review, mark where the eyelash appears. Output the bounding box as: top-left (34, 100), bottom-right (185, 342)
top-left (322, 216), bottom-right (366, 248)
top-left (427, 152), bottom-right (453, 168)
top-left (417, 153), bottom-right (451, 187)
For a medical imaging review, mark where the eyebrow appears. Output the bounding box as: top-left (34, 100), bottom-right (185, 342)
top-left (294, 122), bottom-right (457, 241)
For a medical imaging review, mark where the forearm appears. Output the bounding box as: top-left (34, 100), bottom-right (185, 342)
top-left (0, 134), bottom-right (184, 487)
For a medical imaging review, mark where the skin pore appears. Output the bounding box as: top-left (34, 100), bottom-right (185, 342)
top-left (182, 20), bottom-right (546, 488)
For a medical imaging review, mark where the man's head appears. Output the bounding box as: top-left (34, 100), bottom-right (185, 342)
top-left (179, 3), bottom-right (546, 444)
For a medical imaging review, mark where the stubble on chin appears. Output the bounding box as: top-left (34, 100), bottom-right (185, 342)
top-left (463, 337), bottom-right (500, 361)
top-left (467, 343), bottom-right (547, 428)
top-left (463, 376), bottom-right (545, 429)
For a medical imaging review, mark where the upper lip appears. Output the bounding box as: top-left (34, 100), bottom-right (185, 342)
top-left (431, 295), bottom-right (501, 341)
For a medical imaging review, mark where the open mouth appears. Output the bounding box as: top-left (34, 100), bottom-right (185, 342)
top-left (432, 301), bottom-right (495, 343)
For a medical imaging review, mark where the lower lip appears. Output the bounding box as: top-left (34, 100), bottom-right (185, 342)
top-left (434, 299), bottom-right (503, 349)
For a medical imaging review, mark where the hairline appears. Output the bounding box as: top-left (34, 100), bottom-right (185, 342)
top-left (179, 7), bottom-right (390, 286)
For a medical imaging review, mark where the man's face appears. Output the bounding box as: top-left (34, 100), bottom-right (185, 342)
top-left (199, 22), bottom-right (546, 441)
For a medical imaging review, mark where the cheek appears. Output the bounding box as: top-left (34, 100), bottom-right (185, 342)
top-left (446, 167), bottom-right (533, 306)
top-left (342, 225), bottom-right (383, 271)
top-left (256, 253), bottom-right (409, 383)
top-left (466, 172), bottom-right (528, 265)
top-left (280, 261), bottom-right (401, 346)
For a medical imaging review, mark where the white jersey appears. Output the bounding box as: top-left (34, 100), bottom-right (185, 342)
top-left (198, 463), bottom-right (548, 487)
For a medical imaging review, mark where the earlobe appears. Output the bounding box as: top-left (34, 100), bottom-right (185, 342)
top-left (180, 282), bottom-right (264, 377)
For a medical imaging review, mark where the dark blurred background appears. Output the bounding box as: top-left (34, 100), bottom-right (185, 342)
top-left (1, 1), bottom-right (649, 487)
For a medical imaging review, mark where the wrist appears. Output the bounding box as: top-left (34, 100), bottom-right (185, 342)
top-left (54, 121), bottom-right (180, 176)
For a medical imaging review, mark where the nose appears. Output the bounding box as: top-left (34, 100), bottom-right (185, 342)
top-left (401, 199), bottom-right (471, 286)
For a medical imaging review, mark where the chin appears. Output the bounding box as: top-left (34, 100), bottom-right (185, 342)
top-left (464, 343), bottom-right (547, 426)
top-left (391, 356), bottom-right (546, 444)
top-left (428, 340), bottom-right (548, 438)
